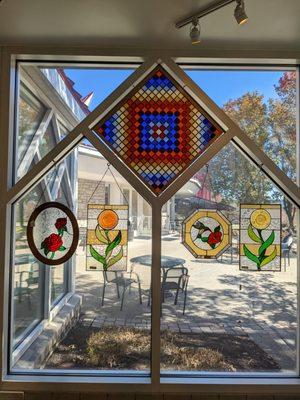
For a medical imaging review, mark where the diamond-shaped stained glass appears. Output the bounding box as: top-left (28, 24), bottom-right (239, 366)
top-left (93, 66), bottom-right (224, 195)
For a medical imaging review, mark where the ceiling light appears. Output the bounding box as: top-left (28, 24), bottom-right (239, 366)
top-left (190, 19), bottom-right (201, 44)
top-left (234, 0), bottom-right (248, 25)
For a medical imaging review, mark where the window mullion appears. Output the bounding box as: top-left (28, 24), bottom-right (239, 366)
top-left (43, 265), bottom-right (51, 320)
top-left (151, 204), bottom-right (162, 388)
top-left (296, 66), bottom-right (300, 377)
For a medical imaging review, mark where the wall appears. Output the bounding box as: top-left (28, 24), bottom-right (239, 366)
top-left (1, 48), bottom-right (300, 399)
top-left (78, 178), bottom-right (106, 220)
top-left (1, 391), bottom-right (300, 399)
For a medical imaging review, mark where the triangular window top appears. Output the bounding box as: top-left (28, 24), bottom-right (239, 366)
top-left (93, 66), bottom-right (224, 195)
top-left (12, 58), bottom-right (299, 209)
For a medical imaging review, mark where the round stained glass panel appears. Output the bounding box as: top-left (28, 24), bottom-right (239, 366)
top-left (27, 202), bottom-right (79, 265)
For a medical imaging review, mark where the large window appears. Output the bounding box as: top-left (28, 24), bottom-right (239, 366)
top-left (4, 58), bottom-right (299, 384)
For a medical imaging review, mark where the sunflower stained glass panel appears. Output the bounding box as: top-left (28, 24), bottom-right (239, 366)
top-left (93, 66), bottom-right (224, 195)
top-left (240, 204), bottom-right (281, 272)
top-left (86, 204), bottom-right (128, 271)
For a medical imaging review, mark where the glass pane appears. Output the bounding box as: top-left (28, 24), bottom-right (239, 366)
top-left (13, 189), bottom-right (45, 347)
top-left (49, 168), bottom-right (73, 306)
top-left (51, 264), bottom-right (66, 305)
top-left (12, 154), bottom-right (76, 353)
top-left (58, 121), bottom-right (69, 139)
top-left (17, 85), bottom-right (46, 170)
top-left (161, 142), bottom-right (297, 374)
top-left (57, 145), bottom-right (153, 372)
top-left (61, 68), bottom-right (134, 111)
top-left (186, 69), bottom-right (297, 183)
top-left (16, 66), bottom-right (135, 181)
top-left (38, 120), bottom-right (57, 159)
top-left (11, 139), bottom-right (152, 373)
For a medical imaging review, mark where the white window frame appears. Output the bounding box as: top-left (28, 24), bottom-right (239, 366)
top-left (8, 62), bottom-right (80, 365)
top-left (0, 48), bottom-right (299, 396)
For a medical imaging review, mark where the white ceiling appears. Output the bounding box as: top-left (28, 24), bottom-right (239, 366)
top-left (0, 0), bottom-right (299, 54)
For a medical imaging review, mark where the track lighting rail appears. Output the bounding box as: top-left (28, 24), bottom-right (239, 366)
top-left (175, 0), bottom-right (236, 29)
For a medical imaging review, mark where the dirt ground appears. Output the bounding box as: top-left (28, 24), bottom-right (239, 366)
top-left (45, 322), bottom-right (279, 372)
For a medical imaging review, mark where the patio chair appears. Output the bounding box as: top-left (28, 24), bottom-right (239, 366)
top-left (282, 232), bottom-right (293, 271)
top-left (15, 263), bottom-right (40, 304)
top-left (161, 266), bottom-right (189, 314)
top-left (101, 270), bottom-right (142, 311)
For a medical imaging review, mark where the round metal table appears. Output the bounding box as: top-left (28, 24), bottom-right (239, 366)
top-left (130, 255), bottom-right (186, 307)
top-left (130, 255), bottom-right (185, 269)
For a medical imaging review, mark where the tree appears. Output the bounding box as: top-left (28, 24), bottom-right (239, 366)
top-left (206, 72), bottom-right (297, 229)
top-left (267, 72), bottom-right (297, 228)
top-left (208, 92), bottom-right (273, 207)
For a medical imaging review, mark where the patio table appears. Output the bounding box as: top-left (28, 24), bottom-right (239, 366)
top-left (130, 255), bottom-right (186, 307)
top-left (130, 255), bottom-right (185, 270)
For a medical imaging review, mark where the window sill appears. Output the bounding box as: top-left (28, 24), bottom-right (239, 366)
top-left (2, 374), bottom-right (300, 394)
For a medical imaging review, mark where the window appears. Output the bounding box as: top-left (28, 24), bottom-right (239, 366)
top-left (3, 57), bottom-right (300, 385)
top-left (161, 142), bottom-right (297, 373)
top-left (13, 188), bottom-right (45, 347)
top-left (10, 63), bottom-right (79, 365)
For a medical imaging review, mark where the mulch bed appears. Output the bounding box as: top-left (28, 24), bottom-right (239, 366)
top-left (45, 322), bottom-right (279, 371)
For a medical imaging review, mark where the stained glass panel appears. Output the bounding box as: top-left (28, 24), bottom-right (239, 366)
top-left (93, 66), bottom-right (224, 195)
top-left (86, 204), bottom-right (128, 271)
top-left (27, 202), bottom-right (79, 266)
top-left (240, 204), bottom-right (281, 271)
top-left (182, 209), bottom-right (231, 258)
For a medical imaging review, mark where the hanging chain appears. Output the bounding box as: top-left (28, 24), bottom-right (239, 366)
top-left (251, 162), bottom-right (264, 203)
top-left (86, 163), bottom-right (110, 204)
top-left (87, 163), bottom-right (129, 205)
top-left (202, 164), bottom-right (215, 203)
top-left (202, 164), bottom-right (209, 191)
top-left (110, 165), bottom-right (129, 205)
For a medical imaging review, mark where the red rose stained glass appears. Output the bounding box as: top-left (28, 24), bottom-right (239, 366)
top-left (93, 66), bottom-right (224, 195)
top-left (27, 202), bottom-right (79, 266)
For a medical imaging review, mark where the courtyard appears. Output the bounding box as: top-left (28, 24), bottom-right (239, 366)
top-left (70, 233), bottom-right (297, 372)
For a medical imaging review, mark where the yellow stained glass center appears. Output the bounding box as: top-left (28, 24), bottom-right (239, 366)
top-left (250, 209), bottom-right (271, 230)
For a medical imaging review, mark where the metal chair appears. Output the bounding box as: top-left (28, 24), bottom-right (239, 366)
top-left (15, 263), bottom-right (40, 304)
top-left (282, 233), bottom-right (293, 271)
top-left (161, 266), bottom-right (189, 314)
top-left (101, 270), bottom-right (142, 310)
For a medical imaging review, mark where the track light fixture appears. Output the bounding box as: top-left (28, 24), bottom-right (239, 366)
top-left (176, 0), bottom-right (249, 44)
top-left (190, 18), bottom-right (201, 44)
top-left (234, 0), bottom-right (248, 25)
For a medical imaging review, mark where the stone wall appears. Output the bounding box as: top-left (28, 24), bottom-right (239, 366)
top-left (78, 178), bottom-right (106, 220)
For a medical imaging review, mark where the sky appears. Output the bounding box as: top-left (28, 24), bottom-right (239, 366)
top-left (64, 68), bottom-right (284, 111)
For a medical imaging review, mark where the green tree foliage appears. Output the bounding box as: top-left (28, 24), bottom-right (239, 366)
top-left (267, 72), bottom-right (296, 228)
top-left (207, 72), bottom-right (296, 227)
top-left (209, 92), bottom-right (273, 206)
